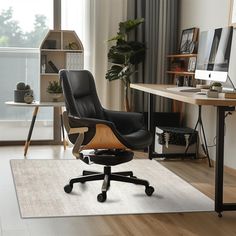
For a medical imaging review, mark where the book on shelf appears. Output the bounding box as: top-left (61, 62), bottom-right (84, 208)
top-left (48, 60), bottom-right (59, 73)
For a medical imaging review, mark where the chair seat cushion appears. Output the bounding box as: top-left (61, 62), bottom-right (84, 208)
top-left (81, 150), bottom-right (134, 166)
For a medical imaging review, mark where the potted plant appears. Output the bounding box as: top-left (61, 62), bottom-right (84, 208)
top-left (14, 82), bottom-right (33, 103)
top-left (47, 81), bottom-right (63, 102)
top-left (210, 82), bottom-right (222, 92)
top-left (106, 18), bottom-right (146, 111)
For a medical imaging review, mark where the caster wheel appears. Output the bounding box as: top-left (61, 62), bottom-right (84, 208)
top-left (145, 186), bottom-right (154, 196)
top-left (97, 192), bottom-right (107, 202)
top-left (218, 212), bottom-right (223, 218)
top-left (64, 184), bottom-right (73, 193)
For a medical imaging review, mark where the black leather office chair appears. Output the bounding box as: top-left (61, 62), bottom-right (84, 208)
top-left (59, 69), bottom-right (154, 202)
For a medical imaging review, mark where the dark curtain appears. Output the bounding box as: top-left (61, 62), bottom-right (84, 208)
top-left (128, 0), bottom-right (179, 112)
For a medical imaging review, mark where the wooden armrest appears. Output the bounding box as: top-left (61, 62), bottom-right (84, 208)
top-left (82, 124), bottom-right (126, 150)
top-left (68, 127), bottom-right (88, 135)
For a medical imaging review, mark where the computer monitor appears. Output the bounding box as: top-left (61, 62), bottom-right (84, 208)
top-left (195, 26), bottom-right (233, 82)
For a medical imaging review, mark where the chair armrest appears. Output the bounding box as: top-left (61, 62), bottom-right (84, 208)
top-left (66, 114), bottom-right (126, 155)
top-left (68, 114), bottom-right (115, 129)
top-left (63, 112), bottom-right (88, 134)
top-left (104, 109), bottom-right (145, 134)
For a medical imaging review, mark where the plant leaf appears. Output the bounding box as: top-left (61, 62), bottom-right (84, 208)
top-left (119, 18), bottom-right (145, 34)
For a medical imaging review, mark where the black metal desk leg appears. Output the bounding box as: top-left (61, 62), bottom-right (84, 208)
top-left (185, 105), bottom-right (212, 167)
top-left (215, 106), bottom-right (226, 216)
top-left (24, 106), bottom-right (39, 156)
top-left (148, 93), bottom-right (154, 159)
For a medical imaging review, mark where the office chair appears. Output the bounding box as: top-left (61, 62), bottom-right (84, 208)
top-left (59, 69), bottom-right (154, 202)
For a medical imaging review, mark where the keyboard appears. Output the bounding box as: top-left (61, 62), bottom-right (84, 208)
top-left (166, 86), bottom-right (201, 92)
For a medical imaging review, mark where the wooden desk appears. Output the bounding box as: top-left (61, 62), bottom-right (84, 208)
top-left (131, 83), bottom-right (236, 216)
top-left (5, 101), bottom-right (66, 156)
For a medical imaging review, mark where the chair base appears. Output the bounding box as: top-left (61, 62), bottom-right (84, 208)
top-left (64, 166), bottom-right (155, 202)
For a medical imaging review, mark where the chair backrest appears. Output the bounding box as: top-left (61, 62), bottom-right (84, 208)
top-left (59, 70), bottom-right (105, 119)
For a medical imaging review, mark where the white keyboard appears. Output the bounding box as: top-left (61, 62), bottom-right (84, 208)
top-left (166, 86), bottom-right (201, 92)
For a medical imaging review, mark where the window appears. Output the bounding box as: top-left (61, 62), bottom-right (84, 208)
top-left (61, 0), bottom-right (86, 43)
top-left (0, 0), bottom-right (53, 48)
top-left (0, 0), bottom-right (53, 141)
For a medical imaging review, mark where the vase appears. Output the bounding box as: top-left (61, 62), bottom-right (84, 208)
top-left (14, 89), bottom-right (33, 103)
top-left (50, 93), bottom-right (62, 102)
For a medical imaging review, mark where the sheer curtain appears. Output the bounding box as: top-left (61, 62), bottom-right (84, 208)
top-left (62, 0), bottom-right (128, 110)
top-left (65, 0), bottom-right (127, 110)
top-left (62, 0), bottom-right (127, 110)
top-left (84, 0), bottom-right (127, 110)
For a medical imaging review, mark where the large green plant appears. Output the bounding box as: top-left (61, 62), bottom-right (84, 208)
top-left (106, 18), bottom-right (146, 111)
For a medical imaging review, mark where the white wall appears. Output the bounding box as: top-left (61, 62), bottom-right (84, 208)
top-left (180, 0), bottom-right (236, 169)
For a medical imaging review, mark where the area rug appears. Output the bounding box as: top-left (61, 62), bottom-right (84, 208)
top-left (10, 159), bottom-right (214, 218)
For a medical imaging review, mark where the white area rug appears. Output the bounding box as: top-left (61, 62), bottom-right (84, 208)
top-left (10, 159), bottom-right (214, 218)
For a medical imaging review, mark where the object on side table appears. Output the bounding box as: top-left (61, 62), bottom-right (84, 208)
top-left (14, 82), bottom-right (33, 103)
top-left (24, 93), bottom-right (34, 104)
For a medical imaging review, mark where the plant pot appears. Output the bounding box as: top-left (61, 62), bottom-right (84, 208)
top-left (211, 86), bottom-right (222, 92)
top-left (49, 93), bottom-right (62, 102)
top-left (14, 89), bottom-right (33, 103)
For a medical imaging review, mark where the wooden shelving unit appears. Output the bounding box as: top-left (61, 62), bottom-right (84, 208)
top-left (166, 54), bottom-right (198, 115)
top-left (166, 53), bottom-right (197, 86)
top-left (39, 30), bottom-right (84, 102)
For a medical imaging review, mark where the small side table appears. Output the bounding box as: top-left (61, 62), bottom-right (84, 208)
top-left (5, 101), bottom-right (67, 156)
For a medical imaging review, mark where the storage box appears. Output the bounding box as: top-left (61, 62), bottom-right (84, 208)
top-left (155, 126), bottom-right (198, 155)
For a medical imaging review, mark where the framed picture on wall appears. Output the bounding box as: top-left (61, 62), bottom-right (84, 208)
top-left (179, 27), bottom-right (199, 54)
top-left (229, 0), bottom-right (236, 27)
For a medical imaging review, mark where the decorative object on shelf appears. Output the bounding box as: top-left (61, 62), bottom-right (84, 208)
top-left (41, 55), bottom-right (47, 73)
top-left (66, 42), bottom-right (80, 50)
top-left (66, 53), bottom-right (84, 70)
top-left (44, 40), bottom-right (57, 49)
top-left (171, 59), bottom-right (184, 72)
top-left (176, 76), bottom-right (184, 87)
top-left (183, 76), bottom-right (192, 87)
top-left (106, 18), bottom-right (146, 111)
top-left (14, 82), bottom-right (33, 103)
top-left (187, 57), bottom-right (197, 72)
top-left (179, 28), bottom-right (199, 54)
top-left (47, 81), bottom-right (63, 102)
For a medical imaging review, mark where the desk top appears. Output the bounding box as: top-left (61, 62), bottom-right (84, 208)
top-left (5, 101), bottom-right (65, 107)
top-left (130, 84), bottom-right (236, 107)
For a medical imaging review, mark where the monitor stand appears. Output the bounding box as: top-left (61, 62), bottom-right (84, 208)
top-left (222, 75), bottom-right (236, 92)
